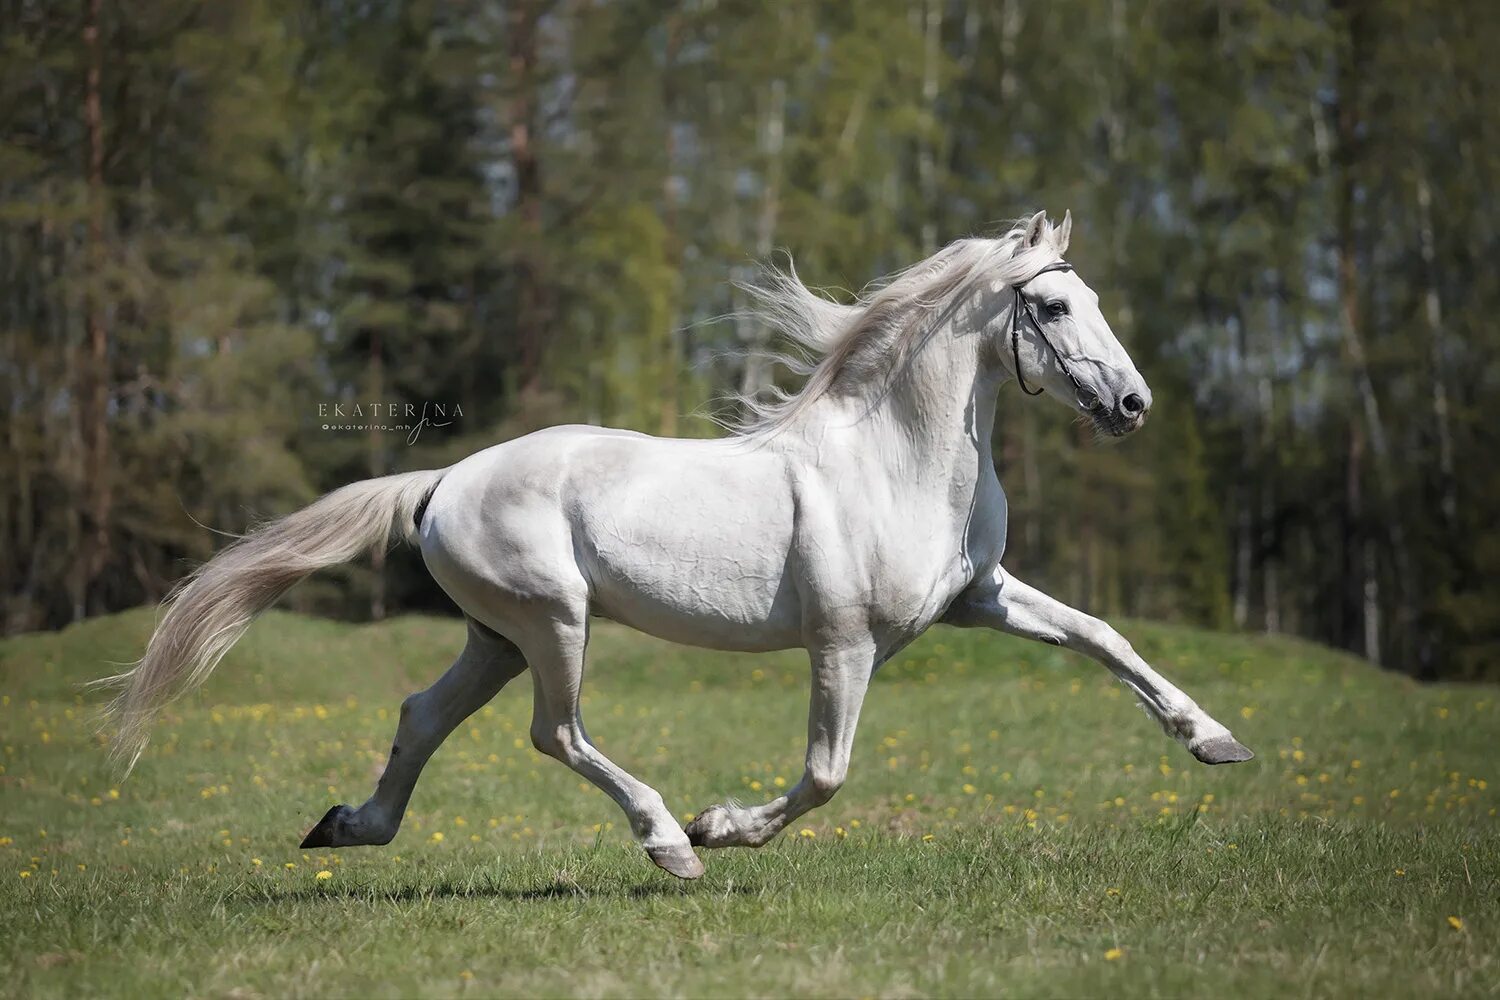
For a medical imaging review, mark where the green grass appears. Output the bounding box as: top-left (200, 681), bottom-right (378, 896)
top-left (1, 609), bottom-right (1496, 997)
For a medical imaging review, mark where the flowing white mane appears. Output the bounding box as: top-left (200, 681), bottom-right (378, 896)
top-left (732, 216), bottom-right (1070, 437)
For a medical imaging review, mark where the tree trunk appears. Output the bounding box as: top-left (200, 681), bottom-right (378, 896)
top-left (77, 0), bottom-right (110, 620)
top-left (738, 76), bottom-right (786, 401)
top-left (1415, 174), bottom-right (1457, 529)
top-left (1332, 0), bottom-right (1411, 665)
top-left (507, 0), bottom-right (546, 393)
top-left (368, 331), bottom-right (386, 621)
top-left (998, 0), bottom-right (1020, 105)
top-left (1258, 373), bottom-right (1280, 633)
top-left (917, 0), bottom-right (942, 251)
top-left (659, 11), bottom-right (683, 436)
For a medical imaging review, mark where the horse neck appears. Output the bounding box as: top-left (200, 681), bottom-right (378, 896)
top-left (806, 314), bottom-right (1001, 489)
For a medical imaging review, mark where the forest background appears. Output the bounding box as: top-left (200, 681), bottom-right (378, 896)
top-left (3, 0), bottom-right (1496, 679)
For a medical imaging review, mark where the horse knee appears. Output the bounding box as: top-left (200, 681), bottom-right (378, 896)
top-left (1077, 614), bottom-right (1132, 661)
top-left (530, 719), bottom-right (575, 761)
top-left (805, 766), bottom-right (845, 806)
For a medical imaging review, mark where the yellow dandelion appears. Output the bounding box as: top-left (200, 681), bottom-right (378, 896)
top-left (773, 776), bottom-right (787, 788)
top-left (430, 831), bottom-right (445, 843)
top-left (798, 828), bottom-right (815, 839)
top-left (1395, 868), bottom-right (1405, 876)
top-left (460, 970), bottom-right (474, 981)
top-left (1447, 916), bottom-right (1464, 932)
top-left (1104, 947), bottom-right (1124, 961)
top-left (251, 858), bottom-right (262, 867)
top-left (285, 862), bottom-right (296, 869)
top-left (963, 784), bottom-right (977, 795)
top-left (316, 870), bottom-right (332, 881)
top-left (18, 871), bottom-right (30, 879)
top-left (922, 833), bottom-right (935, 842)
top-left (835, 827), bottom-right (847, 838)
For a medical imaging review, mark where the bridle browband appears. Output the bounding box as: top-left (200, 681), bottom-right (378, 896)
top-left (1010, 260), bottom-right (1096, 406)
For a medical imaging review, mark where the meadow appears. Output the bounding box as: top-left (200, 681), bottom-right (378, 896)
top-left (1, 608), bottom-right (1495, 997)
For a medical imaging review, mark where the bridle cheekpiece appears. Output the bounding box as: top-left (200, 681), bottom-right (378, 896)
top-left (1011, 260), bottom-right (1097, 408)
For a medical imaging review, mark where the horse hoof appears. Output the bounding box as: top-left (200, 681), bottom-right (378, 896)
top-left (647, 843), bottom-right (705, 880)
top-left (300, 804), bottom-right (349, 848)
top-left (1192, 736), bottom-right (1255, 765)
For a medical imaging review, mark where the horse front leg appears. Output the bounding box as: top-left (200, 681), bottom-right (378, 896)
top-left (686, 639), bottom-right (875, 848)
top-left (943, 567), bottom-right (1253, 764)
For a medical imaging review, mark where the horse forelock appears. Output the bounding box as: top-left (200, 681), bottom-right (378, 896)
top-left (728, 217), bottom-right (1069, 438)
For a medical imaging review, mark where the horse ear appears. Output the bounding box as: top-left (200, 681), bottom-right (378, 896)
top-left (1056, 210), bottom-right (1073, 254)
top-left (1022, 210), bottom-right (1047, 249)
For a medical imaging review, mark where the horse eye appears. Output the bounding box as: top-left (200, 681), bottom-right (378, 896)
top-left (1046, 301), bottom-right (1068, 319)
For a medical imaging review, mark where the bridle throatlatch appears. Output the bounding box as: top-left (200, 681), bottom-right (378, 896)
top-left (1010, 260), bottom-right (1097, 408)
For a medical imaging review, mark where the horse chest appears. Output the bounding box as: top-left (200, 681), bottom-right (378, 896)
top-left (863, 542), bottom-right (974, 634)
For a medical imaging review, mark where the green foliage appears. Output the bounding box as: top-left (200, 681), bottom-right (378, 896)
top-left (1, 0), bottom-right (1496, 676)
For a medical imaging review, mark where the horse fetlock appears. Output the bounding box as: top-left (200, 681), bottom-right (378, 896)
top-left (1155, 706), bottom-right (1202, 744)
top-left (683, 804), bottom-right (743, 848)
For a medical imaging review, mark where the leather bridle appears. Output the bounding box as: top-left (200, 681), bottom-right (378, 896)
top-left (1011, 260), bottom-right (1097, 407)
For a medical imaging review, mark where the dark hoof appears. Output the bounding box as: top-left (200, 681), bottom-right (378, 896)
top-left (300, 804), bottom-right (349, 848)
top-left (646, 843), bottom-right (705, 880)
top-left (1192, 736), bottom-right (1255, 765)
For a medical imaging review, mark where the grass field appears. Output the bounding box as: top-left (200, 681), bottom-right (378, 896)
top-left (1, 608), bottom-right (1496, 997)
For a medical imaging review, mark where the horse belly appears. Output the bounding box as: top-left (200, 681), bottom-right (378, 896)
top-left (574, 460), bottom-right (802, 653)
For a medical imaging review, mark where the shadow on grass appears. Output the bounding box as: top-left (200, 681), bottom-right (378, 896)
top-left (229, 873), bottom-right (762, 907)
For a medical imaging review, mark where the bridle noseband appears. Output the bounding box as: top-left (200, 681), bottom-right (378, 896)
top-left (1011, 260), bottom-right (1095, 405)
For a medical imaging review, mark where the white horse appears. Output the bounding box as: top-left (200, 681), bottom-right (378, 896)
top-left (101, 211), bottom-right (1252, 880)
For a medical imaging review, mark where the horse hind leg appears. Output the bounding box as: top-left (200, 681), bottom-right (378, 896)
top-left (301, 619), bottom-right (526, 849)
top-left (517, 604), bottom-right (705, 879)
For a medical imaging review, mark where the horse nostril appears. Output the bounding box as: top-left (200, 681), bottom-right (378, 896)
top-left (1121, 393), bottom-right (1145, 416)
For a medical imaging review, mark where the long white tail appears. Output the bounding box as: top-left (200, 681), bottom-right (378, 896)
top-left (96, 468), bottom-right (448, 773)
